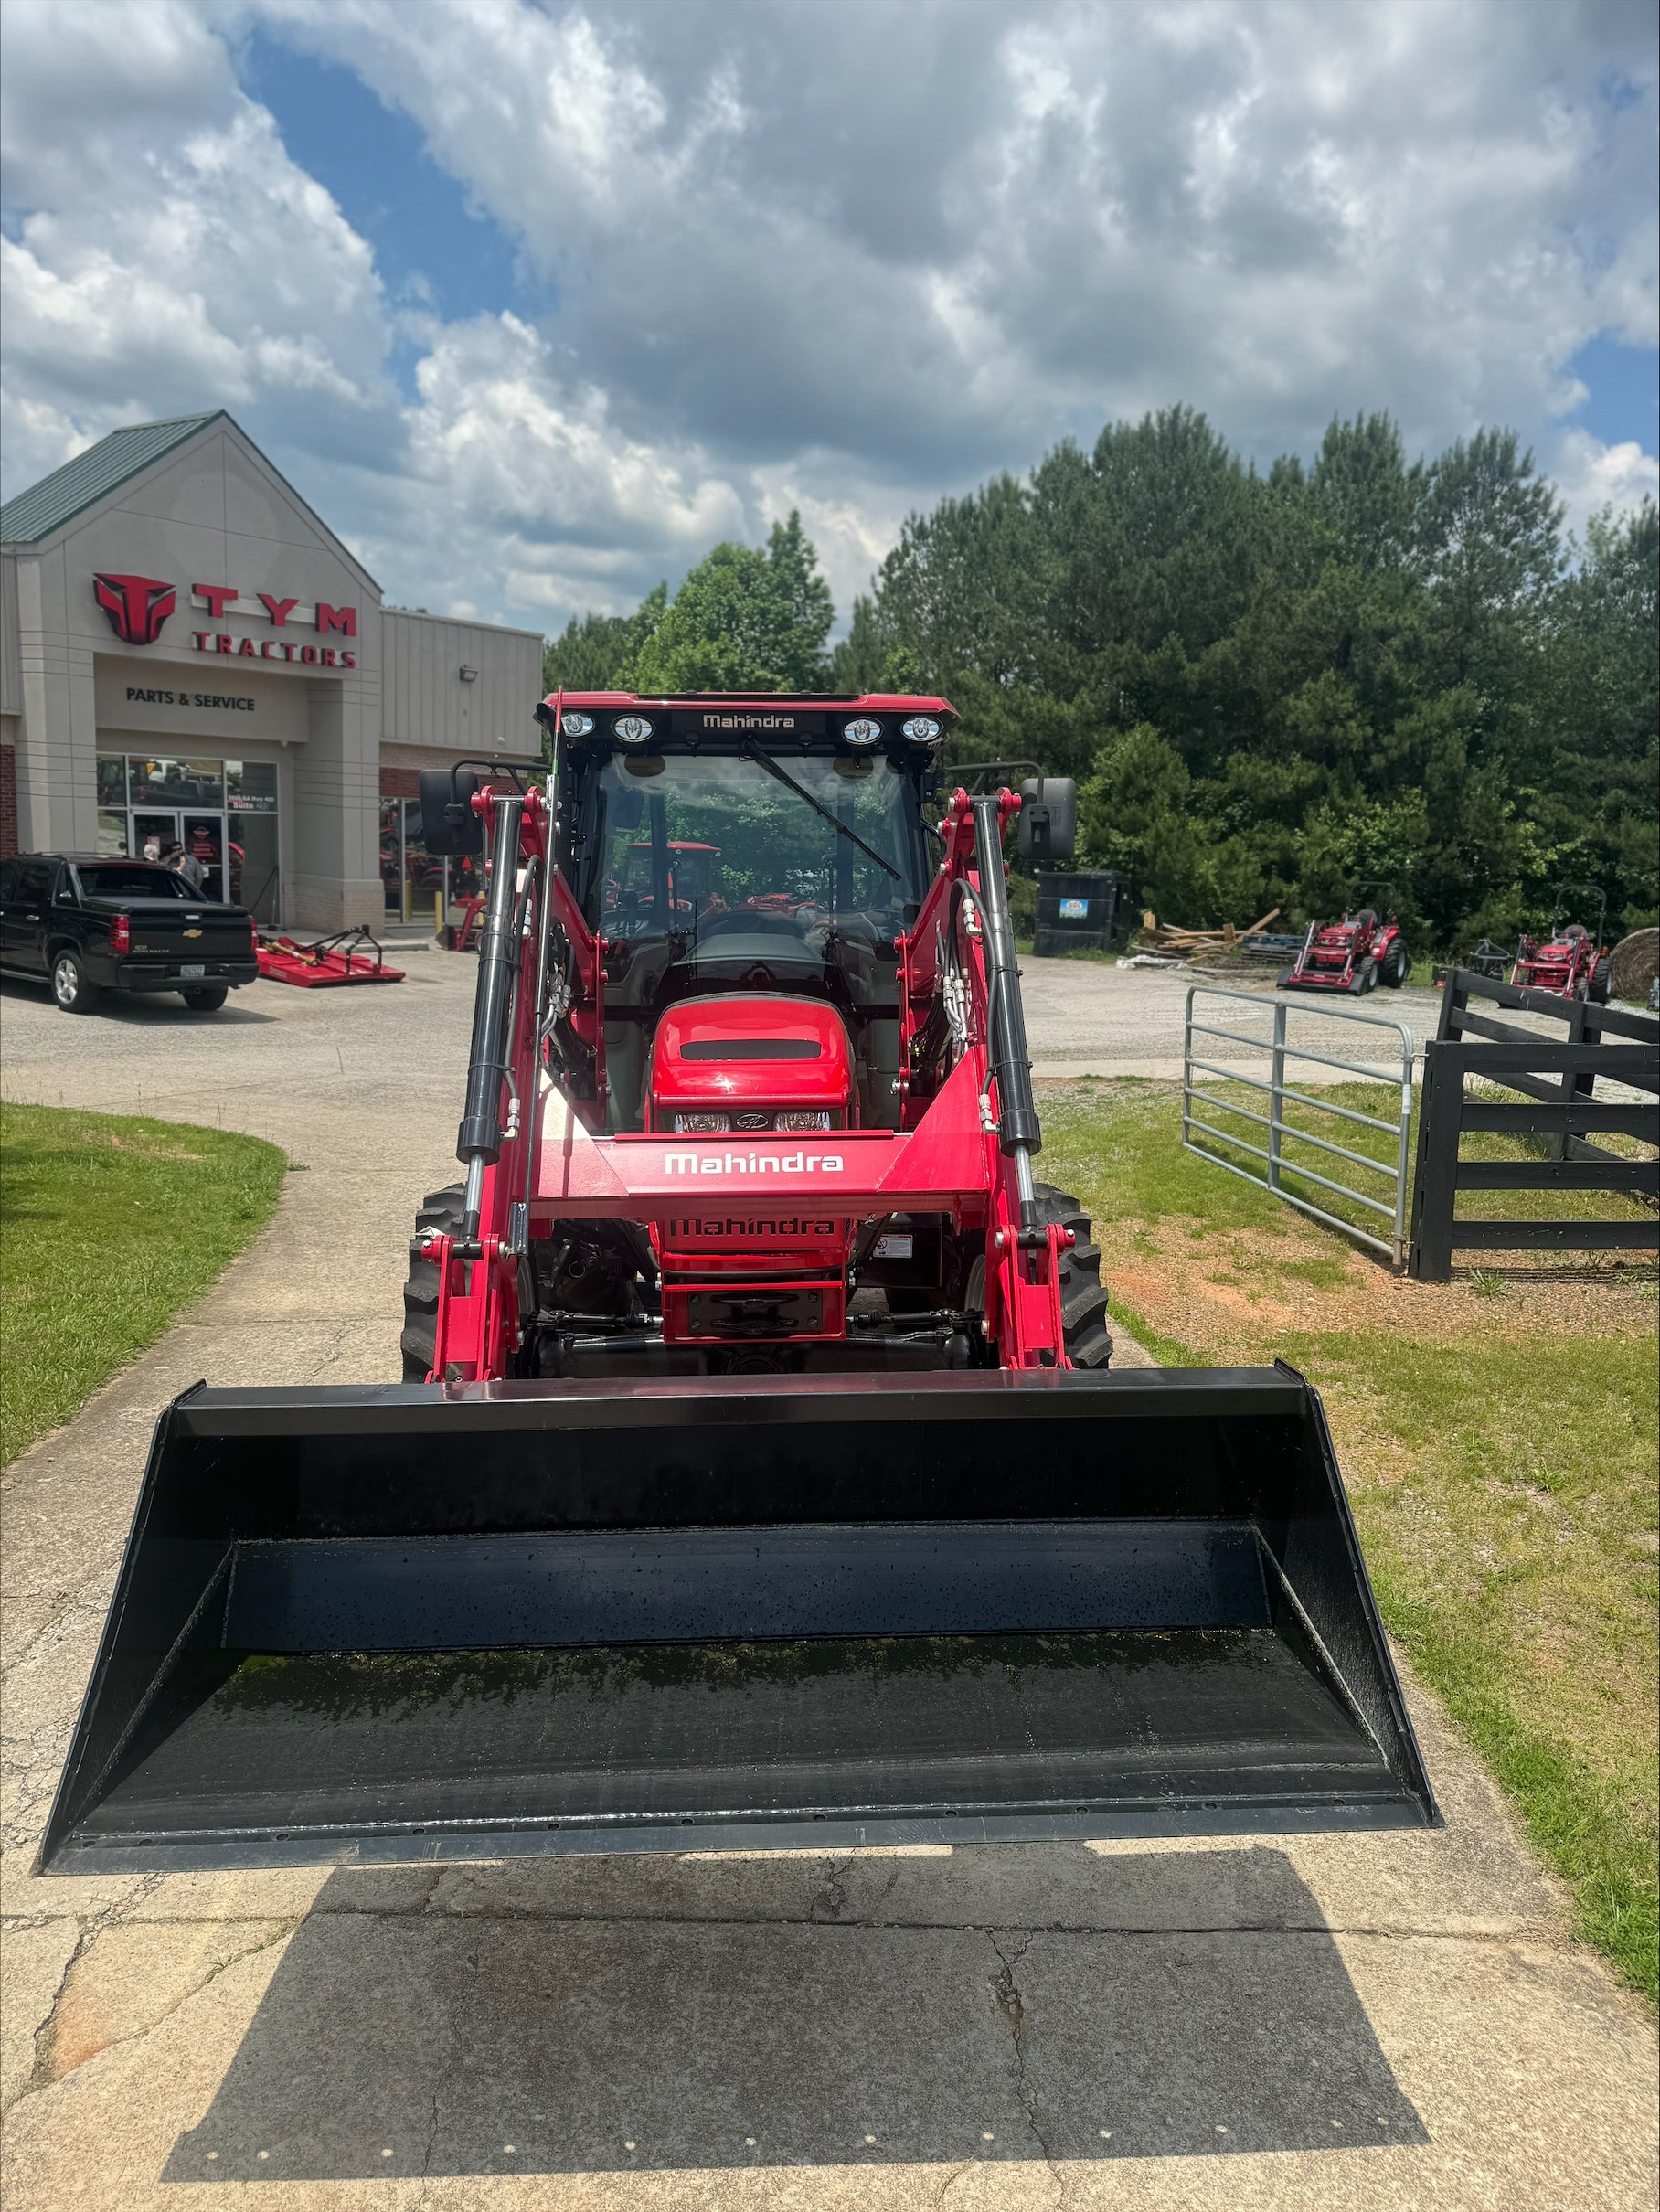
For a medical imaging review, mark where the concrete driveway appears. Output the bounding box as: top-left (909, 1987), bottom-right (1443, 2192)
top-left (2, 948), bottom-right (1655, 2210)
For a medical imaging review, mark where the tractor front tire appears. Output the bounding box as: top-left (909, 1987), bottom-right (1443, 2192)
top-left (1034, 1183), bottom-right (1114, 1368)
top-left (1355, 957), bottom-right (1379, 994)
top-left (401, 1182), bottom-right (465, 1381)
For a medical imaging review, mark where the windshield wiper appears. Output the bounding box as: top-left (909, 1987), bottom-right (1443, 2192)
top-left (740, 740), bottom-right (901, 881)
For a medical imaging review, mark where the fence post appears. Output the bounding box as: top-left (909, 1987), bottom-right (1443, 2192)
top-left (1408, 1039), bottom-right (1460, 1281)
top-left (1269, 999), bottom-right (1286, 1194)
top-left (1181, 988), bottom-right (1193, 1147)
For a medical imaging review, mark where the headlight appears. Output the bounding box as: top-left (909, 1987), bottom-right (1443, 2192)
top-left (775, 1111), bottom-right (833, 1132)
top-left (900, 715), bottom-right (942, 743)
top-left (842, 718), bottom-right (883, 747)
top-left (613, 715), bottom-right (654, 744)
top-left (674, 1112), bottom-right (729, 1133)
top-left (559, 709), bottom-right (594, 736)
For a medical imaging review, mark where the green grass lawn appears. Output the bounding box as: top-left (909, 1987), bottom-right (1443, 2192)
top-left (0, 1103), bottom-right (288, 1467)
top-left (1042, 1080), bottom-right (1659, 2005)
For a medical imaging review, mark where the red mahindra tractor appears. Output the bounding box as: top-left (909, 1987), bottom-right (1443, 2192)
top-left (1281, 882), bottom-right (1410, 994)
top-left (1510, 883), bottom-right (1612, 1003)
top-left (42, 693), bottom-right (1431, 1873)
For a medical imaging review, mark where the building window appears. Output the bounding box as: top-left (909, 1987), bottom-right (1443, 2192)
top-left (101, 754), bottom-right (281, 922)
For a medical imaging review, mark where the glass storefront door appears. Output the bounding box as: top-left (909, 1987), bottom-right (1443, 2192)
top-left (132, 811), bottom-right (177, 866)
top-left (97, 754), bottom-right (281, 921)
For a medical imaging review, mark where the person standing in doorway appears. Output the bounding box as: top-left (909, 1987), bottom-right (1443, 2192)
top-left (168, 841), bottom-right (207, 894)
top-left (142, 831), bottom-right (162, 862)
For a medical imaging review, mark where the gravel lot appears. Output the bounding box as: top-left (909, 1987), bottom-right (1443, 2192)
top-left (2, 941), bottom-right (1655, 2211)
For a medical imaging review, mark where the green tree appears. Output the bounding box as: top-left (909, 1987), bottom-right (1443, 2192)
top-left (622, 514), bottom-right (835, 692)
top-left (543, 584), bottom-right (666, 692)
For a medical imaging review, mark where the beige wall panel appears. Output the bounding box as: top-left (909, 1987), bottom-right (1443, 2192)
top-left (93, 660), bottom-right (312, 748)
top-left (382, 609), bottom-right (542, 754)
top-left (0, 553), bottom-right (20, 717)
top-left (103, 440), bottom-right (228, 531)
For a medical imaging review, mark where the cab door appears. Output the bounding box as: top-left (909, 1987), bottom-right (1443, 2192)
top-left (0, 857), bottom-right (55, 973)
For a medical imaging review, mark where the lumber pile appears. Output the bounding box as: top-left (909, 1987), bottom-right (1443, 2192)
top-left (1132, 907), bottom-right (1282, 962)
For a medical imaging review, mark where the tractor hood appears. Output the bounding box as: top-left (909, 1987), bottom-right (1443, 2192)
top-left (648, 994), bottom-right (854, 1131)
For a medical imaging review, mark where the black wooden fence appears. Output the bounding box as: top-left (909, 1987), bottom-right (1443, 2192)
top-left (1408, 970), bottom-right (1659, 1281)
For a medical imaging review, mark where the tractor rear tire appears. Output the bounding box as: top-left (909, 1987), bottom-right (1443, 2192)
top-left (1381, 944), bottom-right (1409, 987)
top-left (1034, 1183), bottom-right (1114, 1369)
top-left (401, 1182), bottom-right (465, 1381)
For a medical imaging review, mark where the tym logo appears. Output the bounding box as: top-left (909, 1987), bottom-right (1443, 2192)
top-left (663, 1150), bottom-right (845, 1175)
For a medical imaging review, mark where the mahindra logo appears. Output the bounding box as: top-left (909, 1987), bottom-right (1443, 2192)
top-left (701, 713), bottom-right (796, 729)
top-left (663, 1149), bottom-right (845, 1175)
top-left (94, 573), bottom-right (176, 646)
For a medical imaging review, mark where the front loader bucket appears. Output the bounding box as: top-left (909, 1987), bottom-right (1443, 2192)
top-left (40, 1368), bottom-right (1435, 1872)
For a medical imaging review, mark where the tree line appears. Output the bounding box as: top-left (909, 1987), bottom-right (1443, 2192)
top-left (544, 408), bottom-right (1658, 949)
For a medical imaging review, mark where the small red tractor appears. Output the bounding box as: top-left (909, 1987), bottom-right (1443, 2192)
top-left (1510, 884), bottom-right (1612, 1002)
top-left (1281, 883), bottom-right (1409, 994)
top-left (43, 692), bottom-right (1432, 1872)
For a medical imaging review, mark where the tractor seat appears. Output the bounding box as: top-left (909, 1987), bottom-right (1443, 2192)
top-left (1561, 922), bottom-right (1587, 941)
top-left (1353, 909), bottom-right (1378, 929)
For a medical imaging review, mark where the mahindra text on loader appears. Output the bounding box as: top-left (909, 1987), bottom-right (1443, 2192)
top-left (42, 693), bottom-right (1434, 1872)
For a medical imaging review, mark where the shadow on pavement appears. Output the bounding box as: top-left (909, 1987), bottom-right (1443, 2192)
top-left (164, 1846), bottom-right (1424, 2182)
top-left (0, 976), bottom-right (278, 1025)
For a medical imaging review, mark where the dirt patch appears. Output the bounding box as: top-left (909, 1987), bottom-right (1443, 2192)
top-left (87, 1132), bottom-right (205, 1160)
top-left (1106, 1215), bottom-right (1655, 1360)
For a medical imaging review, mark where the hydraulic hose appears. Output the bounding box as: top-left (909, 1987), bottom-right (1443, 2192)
top-left (456, 792), bottom-right (527, 1239)
top-left (971, 794), bottom-right (1042, 1228)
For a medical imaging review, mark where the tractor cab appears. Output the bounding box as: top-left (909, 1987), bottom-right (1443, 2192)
top-left (553, 696), bottom-right (947, 1133)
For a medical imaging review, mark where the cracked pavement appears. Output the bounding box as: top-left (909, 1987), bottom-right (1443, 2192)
top-left (3, 954), bottom-right (1657, 2209)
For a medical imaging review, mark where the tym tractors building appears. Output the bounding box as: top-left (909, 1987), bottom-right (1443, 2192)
top-left (0, 411), bottom-right (542, 927)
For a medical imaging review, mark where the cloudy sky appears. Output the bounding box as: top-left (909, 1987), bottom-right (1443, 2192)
top-left (2, 0), bottom-right (1655, 633)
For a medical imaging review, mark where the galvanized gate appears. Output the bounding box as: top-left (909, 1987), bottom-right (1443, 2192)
top-left (1182, 985), bottom-right (1415, 1265)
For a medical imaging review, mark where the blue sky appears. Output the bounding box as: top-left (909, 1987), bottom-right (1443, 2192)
top-left (238, 31), bottom-right (540, 342)
top-left (1568, 336), bottom-right (1658, 453)
top-left (2, 1), bottom-right (1655, 631)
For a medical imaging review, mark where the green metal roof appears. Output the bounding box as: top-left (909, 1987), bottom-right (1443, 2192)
top-left (0, 411), bottom-right (228, 545)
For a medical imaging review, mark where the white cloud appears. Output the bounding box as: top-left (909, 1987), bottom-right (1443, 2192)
top-left (3, 0), bottom-right (1655, 632)
top-left (1553, 427), bottom-right (1660, 543)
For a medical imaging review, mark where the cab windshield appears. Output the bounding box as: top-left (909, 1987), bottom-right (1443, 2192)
top-left (583, 750), bottom-right (927, 1012)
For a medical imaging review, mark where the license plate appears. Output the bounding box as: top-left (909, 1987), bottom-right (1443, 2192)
top-left (180, 963), bottom-right (206, 980)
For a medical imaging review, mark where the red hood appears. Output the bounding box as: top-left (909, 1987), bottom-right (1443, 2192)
top-left (648, 996), bottom-right (854, 1125)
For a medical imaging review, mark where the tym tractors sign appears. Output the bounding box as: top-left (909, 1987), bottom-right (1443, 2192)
top-left (92, 572), bottom-right (359, 666)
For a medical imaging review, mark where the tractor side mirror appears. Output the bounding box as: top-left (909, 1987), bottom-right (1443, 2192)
top-left (419, 769), bottom-right (484, 856)
top-left (1017, 777), bottom-right (1077, 863)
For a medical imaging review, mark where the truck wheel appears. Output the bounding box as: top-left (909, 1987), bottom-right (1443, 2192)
top-left (401, 1183), bottom-right (465, 1381)
top-left (180, 985), bottom-right (229, 1012)
top-left (50, 949), bottom-right (100, 1014)
top-left (1033, 1183), bottom-right (1113, 1368)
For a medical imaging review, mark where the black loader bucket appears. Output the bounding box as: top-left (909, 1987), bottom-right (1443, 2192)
top-left (40, 1367), bottom-right (1435, 1872)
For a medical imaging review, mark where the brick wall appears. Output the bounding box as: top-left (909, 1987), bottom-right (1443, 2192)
top-left (379, 765), bottom-right (422, 799)
top-left (0, 743), bottom-right (16, 859)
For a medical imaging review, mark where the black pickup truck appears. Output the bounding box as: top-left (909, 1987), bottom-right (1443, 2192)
top-left (0, 855), bottom-right (260, 1014)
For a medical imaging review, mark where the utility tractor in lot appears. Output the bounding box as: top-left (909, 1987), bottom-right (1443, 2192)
top-left (1280, 883), bottom-right (1410, 994)
top-left (1510, 883), bottom-right (1612, 1003)
top-left (42, 693), bottom-right (1434, 1874)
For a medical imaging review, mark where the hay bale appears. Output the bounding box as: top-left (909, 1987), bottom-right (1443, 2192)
top-left (1609, 927), bottom-right (1659, 1004)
